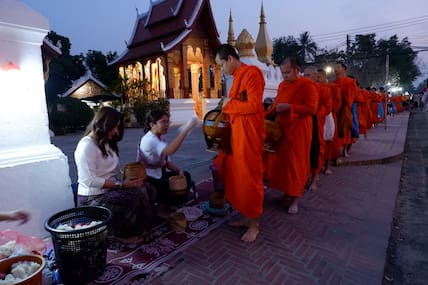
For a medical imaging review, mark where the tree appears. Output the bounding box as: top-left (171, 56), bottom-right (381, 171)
top-left (297, 31), bottom-right (318, 64)
top-left (85, 50), bottom-right (119, 87)
top-left (45, 31), bottom-right (86, 105)
top-left (272, 36), bottom-right (301, 64)
top-left (377, 35), bottom-right (420, 91)
top-left (314, 33), bottom-right (421, 89)
top-left (347, 34), bottom-right (383, 88)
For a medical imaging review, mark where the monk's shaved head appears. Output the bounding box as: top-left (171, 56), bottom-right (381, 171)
top-left (303, 66), bottom-right (318, 81)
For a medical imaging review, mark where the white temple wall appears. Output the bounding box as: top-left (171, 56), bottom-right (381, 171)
top-left (0, 0), bottom-right (73, 237)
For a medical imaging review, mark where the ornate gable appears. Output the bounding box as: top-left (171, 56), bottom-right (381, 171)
top-left (112, 0), bottom-right (219, 65)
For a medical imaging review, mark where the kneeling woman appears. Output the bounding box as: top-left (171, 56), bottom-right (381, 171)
top-left (138, 110), bottom-right (197, 204)
top-left (74, 107), bottom-right (151, 242)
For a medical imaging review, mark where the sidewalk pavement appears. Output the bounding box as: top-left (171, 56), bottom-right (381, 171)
top-left (151, 112), bottom-right (410, 285)
top-left (340, 114), bottom-right (408, 166)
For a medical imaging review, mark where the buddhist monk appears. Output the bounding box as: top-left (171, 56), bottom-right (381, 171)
top-left (265, 57), bottom-right (318, 214)
top-left (334, 62), bottom-right (358, 158)
top-left (370, 87), bottom-right (380, 126)
top-left (214, 44), bottom-right (265, 242)
top-left (378, 87), bottom-right (387, 123)
top-left (318, 70), bottom-right (342, 175)
top-left (304, 66), bottom-right (332, 191)
top-left (357, 87), bottom-right (372, 137)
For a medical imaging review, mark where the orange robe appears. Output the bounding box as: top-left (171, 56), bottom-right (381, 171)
top-left (391, 96), bottom-right (402, 113)
top-left (334, 77), bottom-right (357, 145)
top-left (266, 77), bottom-right (318, 197)
top-left (214, 64), bottom-right (265, 219)
top-left (358, 89), bottom-right (372, 135)
top-left (324, 83), bottom-right (342, 160)
top-left (312, 82), bottom-right (332, 175)
top-left (370, 91), bottom-right (380, 125)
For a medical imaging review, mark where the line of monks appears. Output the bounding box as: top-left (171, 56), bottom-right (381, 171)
top-left (212, 44), bottom-right (408, 243)
top-left (263, 58), bottom-right (408, 217)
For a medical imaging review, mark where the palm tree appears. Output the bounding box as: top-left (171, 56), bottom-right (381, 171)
top-left (297, 31), bottom-right (318, 63)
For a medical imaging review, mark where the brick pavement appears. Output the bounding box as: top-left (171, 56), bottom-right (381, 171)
top-left (151, 112), bottom-right (409, 285)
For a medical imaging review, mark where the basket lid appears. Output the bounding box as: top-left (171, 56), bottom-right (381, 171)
top-left (124, 162), bottom-right (147, 180)
top-left (168, 175), bottom-right (187, 190)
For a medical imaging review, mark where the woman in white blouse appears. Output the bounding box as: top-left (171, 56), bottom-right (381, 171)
top-left (75, 107), bottom-right (149, 242)
top-left (138, 110), bottom-right (198, 205)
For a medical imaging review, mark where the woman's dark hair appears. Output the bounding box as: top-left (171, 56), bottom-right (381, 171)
top-left (84, 106), bottom-right (123, 157)
top-left (145, 109), bottom-right (169, 133)
top-left (215, 44), bottom-right (239, 61)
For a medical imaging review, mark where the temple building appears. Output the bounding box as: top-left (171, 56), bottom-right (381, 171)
top-left (113, 0), bottom-right (281, 123)
top-left (112, 0), bottom-right (222, 119)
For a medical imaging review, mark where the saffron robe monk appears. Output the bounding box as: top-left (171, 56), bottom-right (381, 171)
top-left (357, 88), bottom-right (372, 136)
top-left (214, 44), bottom-right (265, 242)
top-left (318, 71), bottom-right (342, 174)
top-left (334, 62), bottom-right (358, 157)
top-left (304, 66), bottom-right (332, 191)
top-left (265, 57), bottom-right (318, 214)
top-left (370, 88), bottom-right (380, 126)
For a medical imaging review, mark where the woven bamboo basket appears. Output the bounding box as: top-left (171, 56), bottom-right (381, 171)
top-left (124, 162), bottom-right (147, 180)
top-left (168, 175), bottom-right (187, 196)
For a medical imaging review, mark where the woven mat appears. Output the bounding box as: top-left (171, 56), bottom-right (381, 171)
top-left (85, 181), bottom-right (235, 284)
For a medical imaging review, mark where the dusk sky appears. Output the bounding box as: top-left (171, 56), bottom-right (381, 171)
top-left (21, 0), bottom-right (428, 84)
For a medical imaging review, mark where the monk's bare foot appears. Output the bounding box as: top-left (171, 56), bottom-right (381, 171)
top-left (309, 176), bottom-right (319, 191)
top-left (241, 225), bottom-right (259, 242)
top-left (344, 152), bottom-right (350, 158)
top-left (288, 204), bottom-right (298, 214)
top-left (228, 218), bottom-right (249, 228)
top-left (325, 169), bottom-right (333, 175)
top-left (336, 158), bottom-right (343, 165)
top-left (288, 198), bottom-right (299, 214)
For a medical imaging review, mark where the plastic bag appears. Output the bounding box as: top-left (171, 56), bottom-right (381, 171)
top-left (323, 112), bottom-right (335, 141)
top-left (0, 229), bottom-right (46, 258)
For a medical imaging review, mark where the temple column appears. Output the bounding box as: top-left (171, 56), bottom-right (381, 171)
top-left (190, 64), bottom-right (202, 118)
top-left (180, 44), bottom-right (189, 98)
top-left (202, 40), bottom-right (210, 99)
top-left (166, 53), bottom-right (175, 98)
top-left (173, 68), bottom-right (181, 98)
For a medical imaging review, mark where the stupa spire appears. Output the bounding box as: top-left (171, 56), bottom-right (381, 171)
top-left (227, 9), bottom-right (236, 47)
top-left (255, 1), bottom-right (273, 64)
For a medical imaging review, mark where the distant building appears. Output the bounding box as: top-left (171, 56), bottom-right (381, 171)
top-left (60, 72), bottom-right (121, 105)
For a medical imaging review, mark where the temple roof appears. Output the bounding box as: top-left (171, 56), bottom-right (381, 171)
top-left (42, 38), bottom-right (61, 58)
top-left (60, 72), bottom-right (120, 102)
top-left (112, 0), bottom-right (220, 65)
